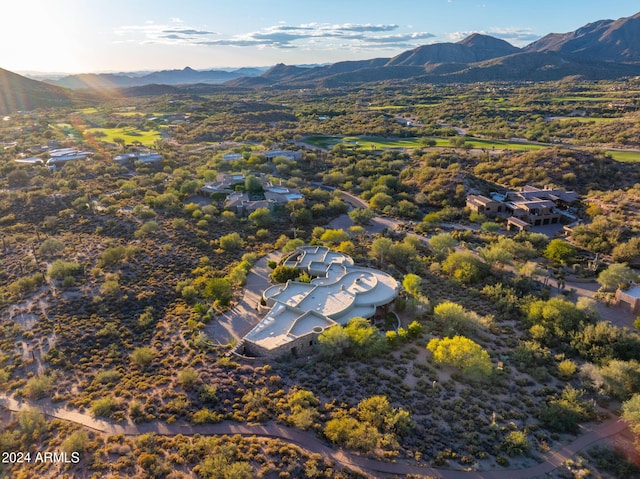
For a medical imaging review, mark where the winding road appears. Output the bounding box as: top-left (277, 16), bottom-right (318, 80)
top-left (0, 394), bottom-right (629, 479)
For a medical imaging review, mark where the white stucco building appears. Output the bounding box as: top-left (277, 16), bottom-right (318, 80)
top-left (242, 246), bottom-right (399, 358)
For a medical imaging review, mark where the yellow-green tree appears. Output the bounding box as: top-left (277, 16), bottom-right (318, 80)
top-left (427, 335), bottom-right (492, 378)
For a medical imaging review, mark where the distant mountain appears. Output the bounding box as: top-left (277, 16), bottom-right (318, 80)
top-left (525, 12), bottom-right (640, 62)
top-left (51, 66), bottom-right (268, 90)
top-left (229, 11), bottom-right (640, 88)
top-left (386, 34), bottom-right (519, 66)
top-left (0, 68), bottom-right (76, 114)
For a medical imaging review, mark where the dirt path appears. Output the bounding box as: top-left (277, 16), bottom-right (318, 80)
top-left (0, 394), bottom-right (629, 479)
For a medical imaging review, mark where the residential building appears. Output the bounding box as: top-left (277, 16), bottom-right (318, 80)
top-left (242, 246), bottom-right (399, 358)
top-left (466, 185), bottom-right (579, 231)
top-left (46, 148), bottom-right (93, 168)
top-left (113, 151), bottom-right (162, 165)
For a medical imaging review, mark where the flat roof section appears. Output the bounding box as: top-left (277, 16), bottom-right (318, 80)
top-left (243, 246), bottom-right (399, 355)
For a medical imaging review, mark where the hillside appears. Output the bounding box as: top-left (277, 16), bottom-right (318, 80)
top-left (0, 68), bottom-right (76, 114)
top-left (386, 34), bottom-right (519, 66)
top-left (229, 11), bottom-right (640, 88)
top-left (525, 12), bottom-right (640, 62)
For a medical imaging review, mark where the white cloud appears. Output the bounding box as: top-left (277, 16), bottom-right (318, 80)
top-left (116, 21), bottom-right (434, 51)
top-left (115, 21), bottom-right (218, 46)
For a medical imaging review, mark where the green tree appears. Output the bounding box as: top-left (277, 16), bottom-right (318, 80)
top-left (597, 263), bottom-right (640, 291)
top-left (204, 278), bottom-right (232, 305)
top-left (527, 297), bottom-right (586, 340)
top-left (18, 408), bottom-right (47, 439)
top-left (370, 237), bottom-right (393, 265)
top-left (402, 274), bottom-right (422, 297)
top-left (48, 260), bottom-right (83, 280)
top-left (428, 232), bottom-right (458, 259)
top-left (324, 415), bottom-right (379, 452)
top-left (38, 238), bottom-right (65, 257)
top-left (442, 251), bottom-right (488, 284)
top-left (317, 325), bottom-right (350, 359)
top-left (622, 393), bottom-right (640, 437)
top-left (427, 335), bottom-right (492, 378)
top-left (248, 207), bottom-right (273, 228)
top-left (348, 208), bottom-right (375, 225)
top-left (543, 239), bottom-right (577, 265)
top-left (282, 238), bottom-right (304, 253)
top-left (270, 265), bottom-right (300, 283)
top-left (320, 228), bottom-right (350, 245)
top-left (344, 317), bottom-right (386, 357)
top-left (369, 192), bottom-right (394, 211)
top-left (502, 431), bottom-right (529, 457)
top-left (599, 359), bottom-right (640, 400)
top-left (539, 385), bottom-right (595, 433)
top-left (244, 174), bottom-right (263, 193)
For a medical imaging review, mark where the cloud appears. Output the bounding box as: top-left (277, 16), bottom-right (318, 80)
top-left (115, 22), bottom-right (218, 46)
top-left (116, 21), bottom-right (434, 51)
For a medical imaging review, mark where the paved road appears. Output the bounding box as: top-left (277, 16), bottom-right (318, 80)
top-left (0, 394), bottom-right (629, 479)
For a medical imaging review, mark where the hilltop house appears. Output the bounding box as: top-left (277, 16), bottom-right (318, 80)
top-left (466, 185), bottom-right (579, 231)
top-left (200, 173), bottom-right (303, 214)
top-left (113, 150), bottom-right (162, 166)
top-left (46, 148), bottom-right (94, 168)
top-left (242, 246), bottom-right (399, 358)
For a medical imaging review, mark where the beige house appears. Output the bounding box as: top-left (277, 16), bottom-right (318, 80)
top-left (467, 185), bottom-right (579, 231)
top-left (242, 246), bottom-right (399, 358)
top-left (466, 195), bottom-right (503, 215)
top-left (616, 285), bottom-right (640, 314)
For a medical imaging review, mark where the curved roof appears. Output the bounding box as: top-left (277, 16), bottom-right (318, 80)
top-left (244, 246), bottom-right (398, 352)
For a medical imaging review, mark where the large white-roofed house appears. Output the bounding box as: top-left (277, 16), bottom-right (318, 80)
top-left (242, 246), bottom-right (399, 358)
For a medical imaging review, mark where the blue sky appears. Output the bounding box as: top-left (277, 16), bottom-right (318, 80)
top-left (2, 0), bottom-right (639, 73)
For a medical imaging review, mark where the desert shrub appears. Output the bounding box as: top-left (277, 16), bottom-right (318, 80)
top-left (23, 374), bottom-right (54, 399)
top-left (557, 359), bottom-right (578, 378)
top-left (61, 430), bottom-right (89, 454)
top-left (98, 245), bottom-right (139, 268)
top-left (38, 238), bottom-right (65, 257)
top-left (502, 430), bottom-right (529, 457)
top-left (131, 347), bottom-right (155, 369)
top-left (91, 396), bottom-right (118, 418)
top-left (539, 386), bottom-right (595, 433)
top-left (219, 232), bottom-right (243, 251)
top-left (177, 367), bottom-right (200, 390)
top-left (134, 220), bottom-right (159, 238)
top-left (95, 369), bottom-right (122, 384)
top-left (48, 260), bottom-right (83, 280)
top-left (8, 273), bottom-right (45, 296)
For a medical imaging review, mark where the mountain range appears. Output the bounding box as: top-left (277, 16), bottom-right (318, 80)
top-left (1, 11), bottom-right (640, 113)
top-left (231, 11), bottom-right (640, 88)
top-left (48, 66), bottom-right (267, 90)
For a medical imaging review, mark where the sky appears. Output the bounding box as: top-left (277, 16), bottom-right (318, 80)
top-left (2, 0), bottom-right (639, 74)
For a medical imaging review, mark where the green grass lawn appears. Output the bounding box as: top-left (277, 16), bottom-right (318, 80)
top-left (551, 117), bottom-right (620, 124)
top-left (606, 150), bottom-right (640, 163)
top-left (303, 134), bottom-right (546, 151)
top-left (303, 135), bottom-right (640, 161)
top-left (85, 127), bottom-right (162, 146)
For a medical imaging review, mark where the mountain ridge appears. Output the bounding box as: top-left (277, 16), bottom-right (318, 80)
top-left (2, 10), bottom-right (640, 109)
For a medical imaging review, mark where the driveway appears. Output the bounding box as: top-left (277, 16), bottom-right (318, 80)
top-left (206, 251), bottom-right (280, 345)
